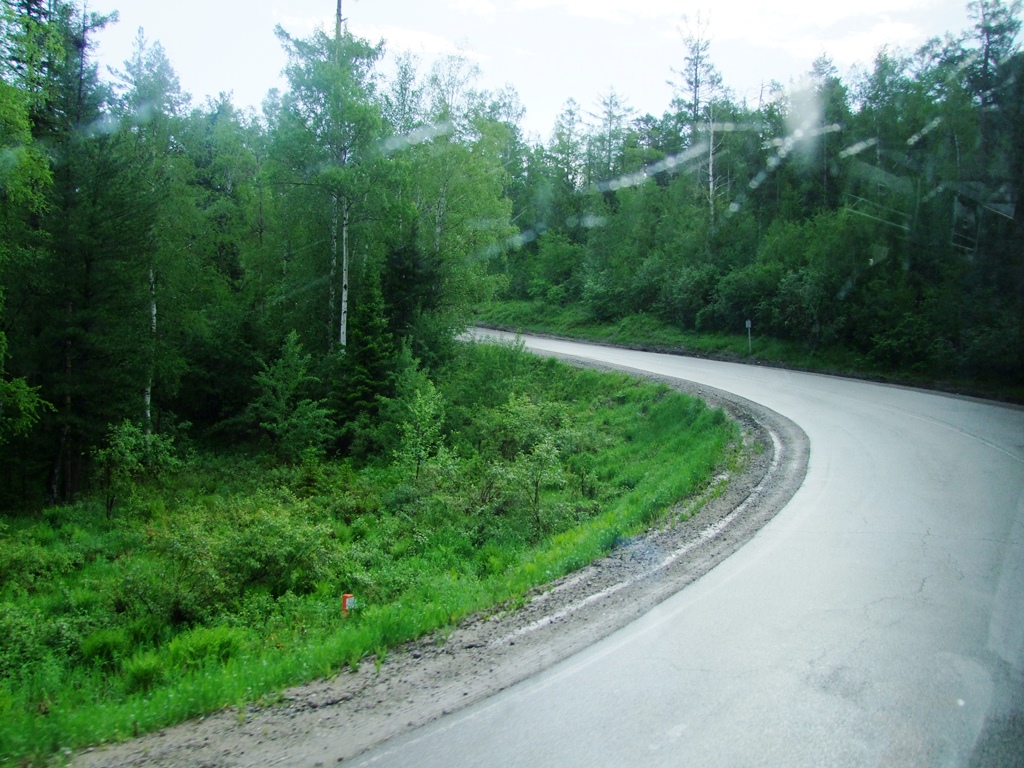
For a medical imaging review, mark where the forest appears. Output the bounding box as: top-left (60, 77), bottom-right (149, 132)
top-left (0, 0), bottom-right (1021, 760)
top-left (0, 0), bottom-right (527, 504)
top-left (487, 3), bottom-right (1023, 395)
top-left (1, 0), bottom-right (1022, 500)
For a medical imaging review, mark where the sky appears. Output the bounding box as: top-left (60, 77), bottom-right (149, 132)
top-left (91, 0), bottom-right (976, 141)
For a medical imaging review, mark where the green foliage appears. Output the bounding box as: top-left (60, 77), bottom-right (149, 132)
top-left (114, 495), bottom-right (342, 628)
top-left (0, 340), bottom-right (736, 763)
top-left (0, 371), bottom-right (51, 445)
top-left (248, 332), bottom-right (335, 461)
top-left (93, 420), bottom-right (180, 516)
top-left (80, 627), bottom-right (131, 668)
top-left (528, 231), bottom-right (584, 304)
top-left (0, 69), bottom-right (53, 448)
top-left (395, 378), bottom-right (445, 479)
top-left (166, 625), bottom-right (249, 671)
top-left (1, 0), bottom-right (1022, 758)
top-left (0, 80), bottom-right (50, 210)
top-left (487, 4), bottom-right (1023, 391)
top-left (121, 650), bottom-right (164, 694)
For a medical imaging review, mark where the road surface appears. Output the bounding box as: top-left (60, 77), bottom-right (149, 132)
top-left (350, 331), bottom-right (1024, 768)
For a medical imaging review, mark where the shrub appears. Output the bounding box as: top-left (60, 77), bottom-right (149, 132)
top-left (869, 312), bottom-right (948, 372)
top-left (394, 379), bottom-right (445, 479)
top-left (698, 261), bottom-right (783, 333)
top-left (0, 604), bottom-right (46, 679)
top-left (80, 627), bottom-right (130, 667)
top-left (93, 420), bottom-right (180, 516)
top-left (167, 625), bottom-right (249, 672)
top-left (0, 521), bottom-right (86, 591)
top-left (122, 651), bottom-right (164, 694)
top-left (0, 338), bottom-right (739, 763)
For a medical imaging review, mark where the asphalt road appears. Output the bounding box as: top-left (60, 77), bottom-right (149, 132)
top-left (351, 332), bottom-right (1024, 768)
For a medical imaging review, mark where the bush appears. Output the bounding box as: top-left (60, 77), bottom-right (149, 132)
top-left (771, 268), bottom-right (838, 344)
top-left (869, 312), bottom-right (946, 372)
top-left (116, 555), bottom-right (199, 626)
top-left (656, 265), bottom-right (718, 330)
top-left (80, 627), bottom-right (130, 667)
top-left (122, 651), bottom-right (164, 694)
top-left (961, 311), bottom-right (1022, 378)
top-left (167, 625), bottom-right (249, 671)
top-left (698, 261), bottom-right (784, 334)
top-left (0, 604), bottom-right (46, 679)
top-left (93, 420), bottom-right (180, 516)
top-left (0, 528), bottom-right (77, 587)
top-left (0, 339), bottom-right (739, 763)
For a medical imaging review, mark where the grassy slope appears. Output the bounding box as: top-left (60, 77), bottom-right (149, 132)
top-left (0, 342), bottom-right (736, 764)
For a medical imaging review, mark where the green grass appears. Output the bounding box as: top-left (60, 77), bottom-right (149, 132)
top-left (475, 300), bottom-right (1024, 403)
top-left (0, 341), bottom-right (737, 765)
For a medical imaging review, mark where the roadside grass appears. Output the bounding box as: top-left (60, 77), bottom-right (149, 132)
top-left (0, 340), bottom-right (736, 765)
top-left (476, 300), bottom-right (1024, 402)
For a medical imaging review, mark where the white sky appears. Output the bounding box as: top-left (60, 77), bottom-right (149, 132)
top-left (92, 0), bottom-right (975, 141)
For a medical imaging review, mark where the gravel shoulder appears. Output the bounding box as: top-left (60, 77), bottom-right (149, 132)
top-left (71, 358), bottom-right (809, 768)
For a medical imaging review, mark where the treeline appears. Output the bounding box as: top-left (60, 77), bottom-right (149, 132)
top-left (498, 1), bottom-right (1023, 382)
top-left (1, 1), bottom-right (1022, 506)
top-left (0, 1), bottom-right (522, 505)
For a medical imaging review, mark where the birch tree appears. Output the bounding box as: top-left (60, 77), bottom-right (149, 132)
top-left (110, 29), bottom-right (190, 434)
top-left (274, 18), bottom-right (383, 351)
top-left (670, 13), bottom-right (725, 231)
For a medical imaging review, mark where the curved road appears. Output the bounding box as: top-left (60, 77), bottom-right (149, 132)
top-left (353, 332), bottom-right (1024, 767)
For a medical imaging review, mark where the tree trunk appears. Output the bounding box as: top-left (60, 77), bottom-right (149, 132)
top-left (708, 115), bottom-right (715, 234)
top-left (434, 181), bottom-right (447, 256)
top-left (330, 194), bottom-right (338, 348)
top-left (340, 197), bottom-right (350, 348)
top-left (49, 319), bottom-right (74, 504)
top-left (144, 267), bottom-right (156, 436)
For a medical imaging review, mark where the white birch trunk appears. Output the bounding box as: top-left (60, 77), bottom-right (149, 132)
top-left (330, 194), bottom-right (338, 348)
top-left (340, 198), bottom-right (350, 348)
top-left (708, 118), bottom-right (715, 233)
top-left (434, 182), bottom-right (447, 256)
top-left (144, 267), bottom-right (156, 436)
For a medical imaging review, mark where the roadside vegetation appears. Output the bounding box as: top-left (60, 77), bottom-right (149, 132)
top-left (482, 3), bottom-right (1023, 403)
top-left (0, 340), bottom-right (736, 763)
top-left (2, 0), bottom-right (1021, 763)
top-left (475, 301), bottom-right (1024, 402)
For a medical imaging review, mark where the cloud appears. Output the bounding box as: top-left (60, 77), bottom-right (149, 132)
top-left (512, 0), bottom-right (945, 47)
top-left (632, 0), bottom-right (953, 78)
top-left (713, 5), bottom-right (941, 74)
top-left (449, 0), bottom-right (499, 16)
top-left (355, 23), bottom-right (487, 61)
top-left (275, 12), bottom-right (331, 36)
top-left (809, 20), bottom-right (926, 67)
top-left (512, 0), bottom-right (636, 23)
top-left (703, 0), bottom-right (944, 43)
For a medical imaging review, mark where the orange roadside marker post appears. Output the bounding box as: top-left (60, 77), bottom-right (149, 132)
top-left (342, 594), bottom-right (356, 617)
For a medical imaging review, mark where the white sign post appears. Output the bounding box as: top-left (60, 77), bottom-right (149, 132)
top-left (746, 319), bottom-right (752, 355)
